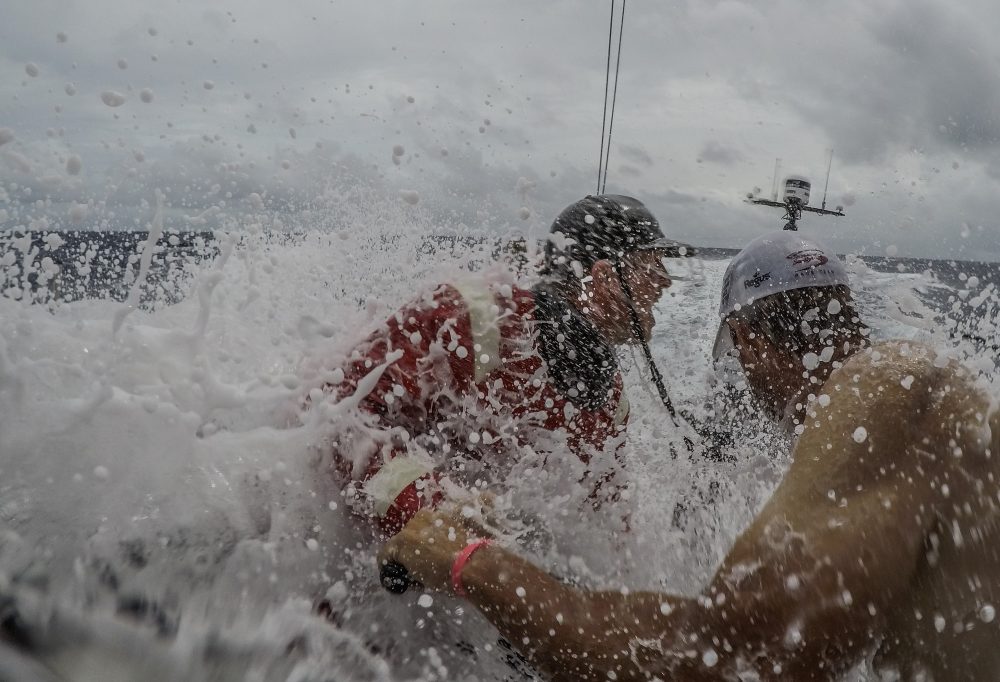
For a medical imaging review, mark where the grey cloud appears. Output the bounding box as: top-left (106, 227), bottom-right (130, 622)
top-left (874, 2), bottom-right (1000, 152)
top-left (784, 0), bottom-right (1000, 164)
top-left (618, 144), bottom-right (654, 167)
top-left (698, 140), bottom-right (742, 165)
top-left (2, 0), bottom-right (1000, 261)
top-left (659, 189), bottom-right (701, 206)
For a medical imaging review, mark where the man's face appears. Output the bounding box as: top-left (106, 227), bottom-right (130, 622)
top-left (622, 250), bottom-right (673, 339)
top-left (727, 318), bottom-right (805, 421)
top-left (586, 250), bottom-right (672, 343)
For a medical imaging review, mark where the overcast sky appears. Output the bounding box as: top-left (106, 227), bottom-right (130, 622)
top-left (2, 0), bottom-right (1000, 260)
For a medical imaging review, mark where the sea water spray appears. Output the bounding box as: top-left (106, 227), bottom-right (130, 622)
top-left (1, 198), bottom-right (998, 680)
top-left (0, 192), bottom-right (608, 679)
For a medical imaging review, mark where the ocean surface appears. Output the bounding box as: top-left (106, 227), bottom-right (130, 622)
top-left (0, 224), bottom-right (997, 681)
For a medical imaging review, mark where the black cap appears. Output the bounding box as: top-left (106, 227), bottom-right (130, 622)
top-left (541, 194), bottom-right (691, 279)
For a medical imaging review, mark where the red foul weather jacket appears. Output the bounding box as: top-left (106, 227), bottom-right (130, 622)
top-left (317, 276), bottom-right (630, 537)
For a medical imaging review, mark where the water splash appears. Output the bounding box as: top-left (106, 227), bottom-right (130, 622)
top-left (0, 196), bottom-right (997, 679)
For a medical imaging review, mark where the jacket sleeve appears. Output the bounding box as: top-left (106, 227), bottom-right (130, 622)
top-left (317, 284), bottom-right (476, 537)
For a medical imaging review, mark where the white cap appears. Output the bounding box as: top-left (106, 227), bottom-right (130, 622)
top-left (712, 231), bottom-right (850, 360)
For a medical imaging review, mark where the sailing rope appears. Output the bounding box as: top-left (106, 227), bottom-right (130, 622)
top-left (597, 0), bottom-right (626, 194)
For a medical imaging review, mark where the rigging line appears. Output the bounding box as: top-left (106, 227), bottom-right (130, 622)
top-left (597, 0), bottom-right (616, 194)
top-left (615, 265), bottom-right (678, 426)
top-left (600, 0), bottom-right (626, 194)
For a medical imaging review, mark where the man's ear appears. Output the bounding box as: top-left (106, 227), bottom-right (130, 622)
top-left (728, 318), bottom-right (759, 354)
top-left (589, 260), bottom-right (623, 305)
top-left (590, 259), bottom-right (616, 283)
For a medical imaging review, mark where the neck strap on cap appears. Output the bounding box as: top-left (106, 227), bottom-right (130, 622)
top-left (614, 264), bottom-right (678, 426)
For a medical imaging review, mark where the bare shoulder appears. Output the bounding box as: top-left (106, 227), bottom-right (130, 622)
top-left (739, 339), bottom-right (994, 555)
top-left (831, 340), bottom-right (946, 395)
top-left (814, 341), bottom-right (988, 419)
top-left (797, 340), bottom-right (996, 481)
top-left (833, 341), bottom-right (991, 419)
top-left (707, 342), bottom-right (998, 680)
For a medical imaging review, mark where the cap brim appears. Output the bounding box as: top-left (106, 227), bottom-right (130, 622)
top-left (711, 321), bottom-right (734, 362)
top-left (640, 238), bottom-right (696, 258)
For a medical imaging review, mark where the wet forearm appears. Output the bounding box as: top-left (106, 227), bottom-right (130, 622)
top-left (461, 546), bottom-right (679, 681)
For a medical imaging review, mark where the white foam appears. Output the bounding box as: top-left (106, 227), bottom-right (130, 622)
top-left (0, 208), bottom-right (996, 680)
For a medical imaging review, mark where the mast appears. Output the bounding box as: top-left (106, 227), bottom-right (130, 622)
top-left (821, 148), bottom-right (834, 211)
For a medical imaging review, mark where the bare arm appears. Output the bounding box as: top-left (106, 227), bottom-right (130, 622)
top-left (387, 474), bottom-right (934, 682)
top-left (462, 550), bottom-right (688, 681)
top-left (381, 345), bottom-right (996, 680)
top-left (380, 512), bottom-right (690, 681)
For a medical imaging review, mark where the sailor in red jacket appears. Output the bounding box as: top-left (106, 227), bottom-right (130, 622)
top-left (312, 194), bottom-right (682, 538)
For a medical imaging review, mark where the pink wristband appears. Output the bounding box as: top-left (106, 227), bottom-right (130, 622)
top-left (450, 539), bottom-right (492, 597)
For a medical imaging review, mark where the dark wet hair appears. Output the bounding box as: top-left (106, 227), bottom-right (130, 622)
top-left (731, 284), bottom-right (869, 356)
